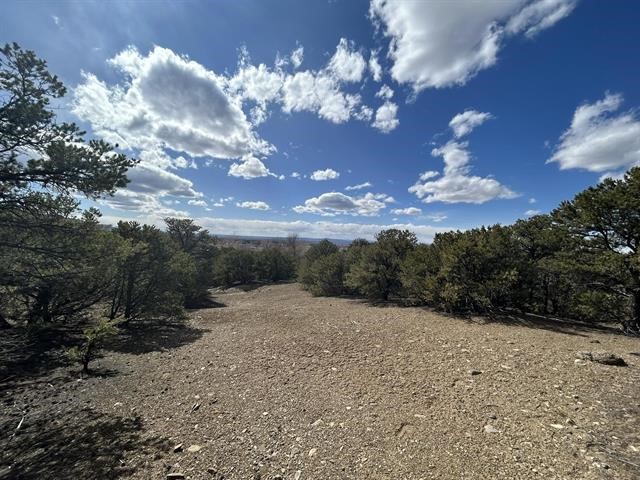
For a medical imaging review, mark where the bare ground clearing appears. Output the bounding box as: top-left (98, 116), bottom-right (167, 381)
top-left (1, 283), bottom-right (639, 479)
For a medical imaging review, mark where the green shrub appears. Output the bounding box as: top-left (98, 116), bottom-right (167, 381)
top-left (67, 319), bottom-right (119, 374)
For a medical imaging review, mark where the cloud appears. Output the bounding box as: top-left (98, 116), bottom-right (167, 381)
top-left (211, 196), bottom-right (234, 207)
top-left (281, 70), bottom-right (366, 123)
top-left (375, 85), bottom-right (394, 100)
top-left (327, 38), bottom-right (367, 83)
top-left (98, 162), bottom-right (203, 215)
top-left (370, 0), bottom-right (577, 92)
top-left (345, 181), bottom-right (373, 191)
top-left (409, 114), bottom-right (517, 204)
top-left (425, 213), bottom-right (448, 222)
top-left (548, 92), bottom-right (640, 174)
top-left (525, 209), bottom-right (542, 217)
top-left (506, 0), bottom-right (579, 38)
top-left (310, 168), bottom-right (340, 181)
top-left (121, 163), bottom-right (202, 198)
top-left (529, 197), bottom-right (537, 204)
top-left (228, 156), bottom-right (279, 179)
top-left (419, 171), bottom-right (440, 181)
top-left (231, 39), bottom-right (374, 126)
top-left (372, 101), bottom-right (399, 133)
top-left (391, 207), bottom-right (421, 215)
top-left (293, 191), bottom-right (393, 216)
top-left (100, 190), bottom-right (189, 218)
top-left (449, 110), bottom-right (493, 138)
top-left (236, 201), bottom-right (270, 210)
top-left (73, 46), bottom-right (273, 160)
top-left (199, 218), bottom-right (450, 242)
top-left (369, 51), bottom-right (383, 81)
top-left (188, 199), bottom-right (208, 207)
top-left (102, 214), bottom-right (452, 243)
top-left (290, 45), bottom-right (304, 68)
top-left (227, 62), bottom-right (284, 125)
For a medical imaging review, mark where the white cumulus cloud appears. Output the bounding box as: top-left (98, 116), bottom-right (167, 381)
top-left (327, 38), bottom-right (367, 83)
top-left (369, 51), bottom-right (383, 81)
top-left (73, 45), bottom-right (273, 160)
top-left (290, 45), bottom-right (304, 68)
top-left (391, 207), bottom-right (422, 215)
top-left (548, 92), bottom-right (640, 175)
top-left (409, 141), bottom-right (517, 204)
top-left (236, 201), bottom-right (270, 210)
top-left (310, 168), bottom-right (340, 181)
top-left (228, 156), bottom-right (279, 179)
top-left (372, 101), bottom-right (399, 133)
top-left (369, 0), bottom-right (577, 92)
top-left (293, 191), bottom-right (394, 216)
top-left (449, 110), bottom-right (493, 138)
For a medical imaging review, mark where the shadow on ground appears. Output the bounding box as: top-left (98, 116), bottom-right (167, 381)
top-left (480, 311), bottom-right (624, 338)
top-left (0, 407), bottom-right (170, 480)
top-left (214, 281), bottom-right (295, 294)
top-left (352, 296), bottom-right (626, 338)
top-left (105, 317), bottom-right (207, 355)
top-left (0, 326), bottom-right (79, 397)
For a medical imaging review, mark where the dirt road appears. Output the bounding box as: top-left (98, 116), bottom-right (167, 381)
top-left (2, 283), bottom-right (639, 479)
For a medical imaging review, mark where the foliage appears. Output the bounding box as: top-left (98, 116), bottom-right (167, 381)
top-left (255, 246), bottom-right (297, 282)
top-left (67, 319), bottom-right (119, 374)
top-left (165, 217), bottom-right (218, 306)
top-left (214, 249), bottom-right (257, 286)
top-left (298, 239), bottom-right (341, 294)
top-left (213, 246), bottom-right (297, 287)
top-left (108, 222), bottom-right (194, 322)
top-left (0, 43), bottom-right (136, 326)
top-left (346, 229), bottom-right (417, 300)
top-left (302, 252), bottom-right (346, 296)
top-left (553, 167), bottom-right (640, 333)
top-left (293, 169), bottom-right (640, 334)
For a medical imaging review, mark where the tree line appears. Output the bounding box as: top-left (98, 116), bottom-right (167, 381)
top-left (298, 168), bottom-right (640, 335)
top-left (2, 42), bottom-right (639, 374)
top-left (0, 43), bottom-right (299, 370)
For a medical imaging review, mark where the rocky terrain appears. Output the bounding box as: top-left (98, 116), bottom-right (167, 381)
top-left (1, 283), bottom-right (639, 479)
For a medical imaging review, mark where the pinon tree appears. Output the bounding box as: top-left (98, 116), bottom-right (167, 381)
top-left (346, 229), bottom-right (417, 300)
top-left (553, 167), bottom-right (640, 334)
top-left (0, 43), bottom-right (136, 326)
top-left (165, 217), bottom-right (218, 306)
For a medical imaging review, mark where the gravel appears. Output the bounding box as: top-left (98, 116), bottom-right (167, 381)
top-left (1, 283), bottom-right (639, 479)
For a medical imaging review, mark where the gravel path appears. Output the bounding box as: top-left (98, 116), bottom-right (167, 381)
top-left (2, 283), bottom-right (639, 479)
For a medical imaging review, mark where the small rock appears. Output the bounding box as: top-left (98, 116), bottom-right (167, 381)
top-left (173, 444), bottom-right (183, 453)
top-left (308, 448), bottom-right (317, 457)
top-left (294, 471), bottom-right (302, 480)
top-left (311, 419), bottom-right (323, 427)
top-left (469, 369), bottom-right (482, 376)
top-left (576, 351), bottom-right (627, 366)
top-left (483, 424), bottom-right (500, 434)
top-left (167, 474), bottom-right (185, 480)
top-left (187, 444), bottom-right (202, 453)
top-left (550, 424), bottom-right (564, 429)
top-left (589, 339), bottom-right (600, 344)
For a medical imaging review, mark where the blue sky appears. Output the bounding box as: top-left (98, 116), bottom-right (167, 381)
top-left (3, 0), bottom-right (640, 241)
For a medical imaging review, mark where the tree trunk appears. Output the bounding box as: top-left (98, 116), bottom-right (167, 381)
top-left (123, 271), bottom-right (135, 320)
top-left (82, 358), bottom-right (90, 374)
